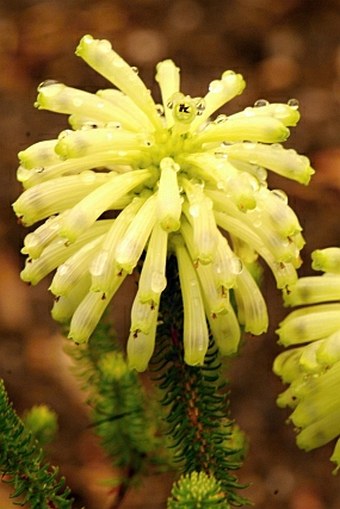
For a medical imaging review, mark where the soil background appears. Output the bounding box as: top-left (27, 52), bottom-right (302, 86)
top-left (0, 0), bottom-right (340, 508)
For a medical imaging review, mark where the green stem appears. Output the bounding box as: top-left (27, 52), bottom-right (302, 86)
top-left (152, 256), bottom-right (248, 507)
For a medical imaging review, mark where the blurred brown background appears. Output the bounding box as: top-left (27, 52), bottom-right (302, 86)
top-left (0, 0), bottom-right (340, 508)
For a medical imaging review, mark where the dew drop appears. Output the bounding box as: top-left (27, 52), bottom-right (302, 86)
top-left (72, 97), bottom-right (83, 108)
top-left (243, 106), bottom-right (255, 117)
top-left (222, 70), bottom-right (236, 78)
top-left (214, 151), bottom-right (228, 159)
top-left (156, 104), bottom-right (164, 116)
top-left (288, 98), bottom-right (299, 109)
top-left (189, 203), bottom-right (200, 218)
top-left (57, 263), bottom-right (71, 277)
top-left (215, 114), bottom-right (228, 124)
top-left (99, 39), bottom-right (112, 53)
top-left (81, 121), bottom-right (99, 130)
top-left (166, 100), bottom-right (174, 109)
top-left (244, 142), bottom-right (257, 150)
top-left (255, 166), bottom-right (268, 182)
top-left (131, 66), bottom-right (139, 74)
top-left (194, 97), bottom-right (206, 115)
top-left (254, 99), bottom-right (269, 108)
top-left (107, 121), bottom-right (121, 129)
top-left (38, 79), bottom-right (60, 91)
top-left (58, 129), bottom-right (73, 140)
top-left (79, 170), bottom-right (96, 183)
top-left (253, 216), bottom-right (262, 228)
top-left (230, 256), bottom-right (243, 275)
top-left (272, 189), bottom-right (288, 203)
top-left (151, 271), bottom-right (167, 293)
top-left (209, 80), bottom-right (224, 94)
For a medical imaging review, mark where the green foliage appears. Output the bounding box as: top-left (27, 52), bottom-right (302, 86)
top-left (0, 379), bottom-right (73, 509)
top-left (66, 323), bottom-right (160, 481)
top-left (168, 471), bottom-right (231, 509)
top-left (23, 405), bottom-right (58, 447)
top-left (152, 257), bottom-right (248, 507)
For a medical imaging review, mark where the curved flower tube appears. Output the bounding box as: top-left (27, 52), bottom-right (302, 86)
top-left (274, 247), bottom-right (340, 472)
top-left (14, 35), bottom-right (314, 370)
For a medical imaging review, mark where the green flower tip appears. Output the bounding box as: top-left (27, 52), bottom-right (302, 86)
top-left (275, 246), bottom-right (340, 470)
top-left (167, 471), bottom-right (230, 508)
top-left (23, 404), bottom-right (58, 446)
top-left (15, 34), bottom-right (313, 370)
top-left (98, 351), bottom-right (131, 381)
top-left (312, 247), bottom-right (340, 274)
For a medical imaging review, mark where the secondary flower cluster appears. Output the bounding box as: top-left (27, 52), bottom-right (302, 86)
top-left (14, 35), bottom-right (314, 370)
top-left (274, 248), bottom-right (340, 471)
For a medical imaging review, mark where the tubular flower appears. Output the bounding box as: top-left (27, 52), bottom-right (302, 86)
top-left (14, 35), bottom-right (314, 369)
top-left (274, 247), bottom-right (340, 472)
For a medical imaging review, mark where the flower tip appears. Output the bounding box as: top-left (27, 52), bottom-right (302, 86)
top-left (127, 358), bottom-right (148, 373)
top-left (279, 125), bottom-right (291, 142)
top-left (302, 165), bottom-right (315, 185)
top-left (75, 34), bottom-right (95, 56)
top-left (67, 330), bottom-right (88, 345)
top-left (184, 350), bottom-right (206, 366)
top-left (311, 250), bottom-right (327, 271)
top-left (222, 70), bottom-right (246, 96)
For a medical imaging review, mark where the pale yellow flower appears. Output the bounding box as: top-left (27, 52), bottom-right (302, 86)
top-left (275, 248), bottom-right (340, 471)
top-left (14, 35), bottom-right (313, 370)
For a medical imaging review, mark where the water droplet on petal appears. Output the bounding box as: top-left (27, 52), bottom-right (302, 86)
top-left (209, 80), bottom-right (224, 94)
top-left (214, 151), bottom-right (228, 159)
top-left (99, 39), bottom-right (113, 53)
top-left (189, 204), bottom-right (200, 218)
top-left (215, 114), bottom-right (228, 124)
top-left (38, 79), bottom-right (60, 90)
top-left (244, 142), bottom-right (257, 149)
top-left (58, 263), bottom-right (71, 277)
top-left (255, 166), bottom-right (268, 182)
top-left (272, 189), bottom-right (288, 203)
top-left (131, 66), bottom-right (139, 74)
top-left (243, 107), bottom-right (254, 117)
top-left (151, 271), bottom-right (167, 293)
top-left (107, 121), bottom-right (121, 129)
top-left (254, 99), bottom-right (269, 108)
top-left (288, 98), bottom-right (299, 109)
top-left (58, 129), bottom-right (73, 140)
top-left (222, 70), bottom-right (236, 78)
top-left (253, 216), bottom-right (262, 228)
top-left (73, 97), bottom-right (83, 108)
top-left (79, 170), bottom-right (96, 183)
top-left (194, 98), bottom-right (206, 115)
top-left (156, 104), bottom-right (164, 116)
top-left (81, 122), bottom-right (99, 130)
top-left (230, 256), bottom-right (243, 275)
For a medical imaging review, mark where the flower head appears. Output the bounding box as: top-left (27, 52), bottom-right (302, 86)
top-left (14, 35), bottom-right (314, 370)
top-left (274, 248), bottom-right (340, 471)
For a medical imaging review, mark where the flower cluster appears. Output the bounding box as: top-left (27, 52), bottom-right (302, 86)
top-left (14, 35), bottom-right (314, 370)
top-left (274, 248), bottom-right (340, 471)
